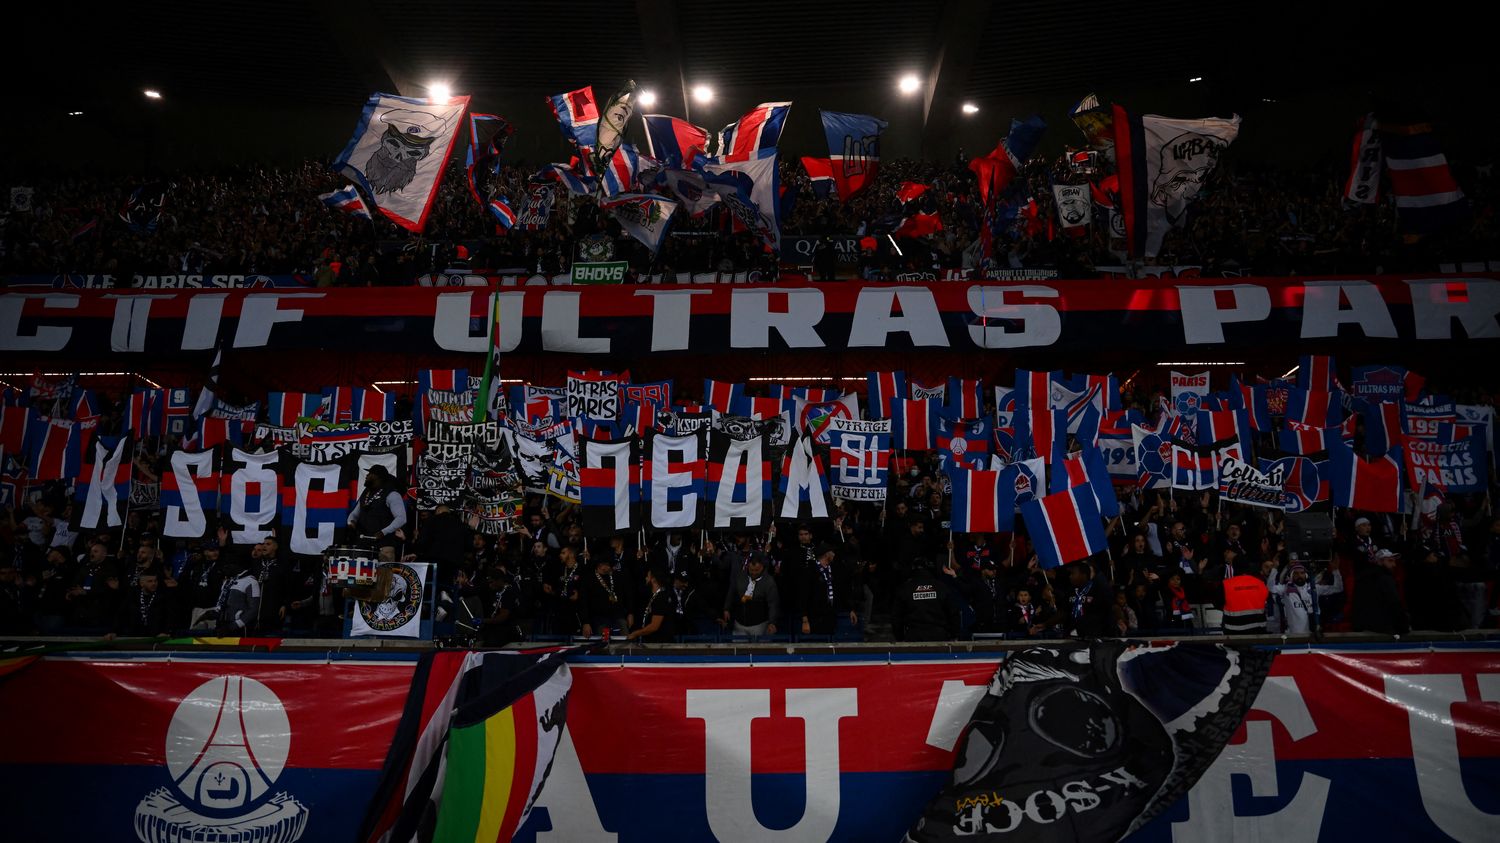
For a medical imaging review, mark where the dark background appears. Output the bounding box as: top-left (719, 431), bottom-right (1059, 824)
top-left (7, 0), bottom-right (1491, 176)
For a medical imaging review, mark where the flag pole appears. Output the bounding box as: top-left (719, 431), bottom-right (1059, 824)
top-left (474, 288), bottom-right (500, 424)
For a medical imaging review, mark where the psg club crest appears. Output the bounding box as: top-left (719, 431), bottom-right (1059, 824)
top-left (357, 563), bottom-right (424, 633)
top-left (134, 676), bottom-right (309, 842)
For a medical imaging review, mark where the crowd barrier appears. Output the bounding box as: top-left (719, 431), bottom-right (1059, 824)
top-left (0, 640), bottom-right (1495, 841)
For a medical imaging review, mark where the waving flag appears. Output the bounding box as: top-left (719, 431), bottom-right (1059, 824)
top-left (1297, 355), bottom-right (1337, 392)
top-left (716, 102), bottom-right (790, 162)
top-left (1022, 485), bottom-right (1108, 569)
top-left (1172, 444), bottom-right (1219, 490)
top-left (321, 387), bottom-right (395, 423)
top-left (463, 112), bottom-right (513, 207)
top-left (266, 392), bottom-right (323, 427)
top-left (827, 418), bottom-right (891, 503)
top-left (776, 434), bottom-right (832, 520)
top-left (1262, 455), bottom-right (1325, 513)
top-left (1228, 375), bottom-right (1272, 431)
top-left (820, 110), bottom-right (888, 201)
top-left (1048, 446), bottom-right (1120, 517)
top-left (1133, 424), bottom-right (1172, 491)
top-left (1362, 401), bottom-right (1404, 456)
top-left (896, 181), bottom-right (929, 204)
top-left (866, 371), bottom-right (907, 419)
top-left (703, 379), bottom-right (745, 415)
top-left (937, 416), bottom-right (993, 471)
top-left (794, 393), bottom-right (860, 445)
top-left (1113, 107), bottom-right (1240, 257)
top-left (601, 143), bottom-right (650, 197)
top-left (800, 157), bottom-right (837, 200)
top-left (998, 457), bottom-right (1047, 509)
top-left (72, 436), bottom-right (131, 531)
top-left (642, 114), bottom-right (708, 170)
top-left (1328, 440), bottom-right (1405, 512)
top-left (948, 468), bottom-right (1013, 533)
top-left (1196, 407), bottom-right (1252, 453)
top-left (319, 184), bottom-right (372, 219)
top-left (334, 92), bottom-right (469, 232)
top-left (28, 416), bottom-right (93, 482)
top-left (893, 209), bottom-right (943, 239)
top-left (771, 385), bottom-right (838, 404)
top-left (547, 86), bottom-right (600, 149)
top-left (945, 377), bottom-right (984, 419)
top-left (488, 196), bottom-right (517, 230)
top-left (0, 405), bottom-right (37, 456)
top-left (125, 389), bottom-right (165, 437)
top-left (589, 83), bottom-right (637, 176)
top-left (1014, 369), bottom-right (1062, 412)
top-left (1016, 406), bottom-right (1066, 464)
top-left (535, 162), bottom-right (598, 197)
top-left (600, 192), bottom-right (678, 254)
top-left (891, 398), bottom-right (937, 451)
top-left (1284, 388), bottom-right (1343, 428)
top-left (1381, 120), bottom-right (1467, 233)
top-left (702, 153), bottom-right (782, 248)
top-left (656, 169), bottom-right (721, 216)
top-left (419, 368), bottom-right (468, 396)
top-left (1344, 112), bottom-right (1383, 204)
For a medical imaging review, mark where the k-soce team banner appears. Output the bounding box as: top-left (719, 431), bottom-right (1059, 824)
top-left (3, 275), bottom-right (1496, 356)
top-left (0, 645), bottom-right (1496, 842)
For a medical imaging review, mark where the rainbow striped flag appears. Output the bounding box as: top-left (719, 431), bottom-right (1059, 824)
top-left (361, 648), bottom-right (580, 843)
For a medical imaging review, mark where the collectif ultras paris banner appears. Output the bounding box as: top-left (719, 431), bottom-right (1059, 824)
top-left (0, 644), bottom-right (1496, 842)
top-left (2, 275), bottom-right (1497, 356)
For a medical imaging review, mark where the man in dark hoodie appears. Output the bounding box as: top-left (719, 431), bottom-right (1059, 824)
top-left (1353, 549), bottom-right (1410, 635)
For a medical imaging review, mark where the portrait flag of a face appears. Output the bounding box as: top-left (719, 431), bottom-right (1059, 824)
top-left (334, 93), bottom-right (470, 232)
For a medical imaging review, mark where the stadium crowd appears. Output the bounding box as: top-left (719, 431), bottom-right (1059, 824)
top-left (2, 383), bottom-right (1496, 644)
top-left (4, 148), bottom-right (1495, 284)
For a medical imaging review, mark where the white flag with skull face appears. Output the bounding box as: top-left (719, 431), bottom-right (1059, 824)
top-left (1141, 114), bottom-right (1240, 256)
top-left (334, 93), bottom-right (470, 232)
top-left (1052, 183), bottom-right (1092, 229)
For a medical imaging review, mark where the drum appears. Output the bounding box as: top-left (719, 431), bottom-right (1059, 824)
top-left (324, 547), bottom-right (379, 587)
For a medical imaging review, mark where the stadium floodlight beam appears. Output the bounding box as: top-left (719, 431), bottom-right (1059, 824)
top-left (428, 82), bottom-right (452, 103)
top-left (961, 102), bottom-right (979, 115)
top-left (143, 89), bottom-right (162, 99)
top-left (691, 85), bottom-right (714, 104)
top-left (637, 89), bottom-right (658, 108)
top-left (898, 74), bottom-right (921, 95)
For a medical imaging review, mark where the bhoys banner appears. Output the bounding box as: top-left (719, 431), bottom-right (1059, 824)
top-left (3, 275), bottom-right (1496, 356)
top-left (0, 645), bottom-right (1496, 841)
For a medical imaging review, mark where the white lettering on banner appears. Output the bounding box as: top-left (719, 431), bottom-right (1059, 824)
top-left (568, 377), bottom-right (619, 421)
top-left (226, 451), bottom-right (279, 544)
top-left (848, 287), bottom-right (949, 347)
top-left (730, 288), bottom-right (826, 348)
top-left (965, 286), bottom-right (1062, 348)
top-left (1407, 278), bottom-right (1500, 339)
top-left (232, 293), bottom-right (322, 347)
top-left (107, 294), bottom-right (171, 352)
top-left (634, 289), bottom-right (710, 351)
top-left (1177, 285), bottom-right (1272, 344)
top-left (712, 437), bottom-right (765, 528)
top-left (1300, 281), bottom-right (1398, 338)
top-left (289, 462), bottom-right (342, 556)
top-left (650, 435), bottom-right (700, 529)
top-left (1173, 676), bottom-right (1330, 841)
top-left (686, 688), bottom-right (858, 842)
top-left (0, 293), bottom-right (76, 351)
top-left (432, 292), bottom-right (524, 353)
top-left (181, 293), bottom-right (227, 349)
top-left (541, 292), bottom-right (611, 353)
top-left (1384, 673), bottom-right (1500, 842)
top-left (531, 729), bottom-right (617, 842)
top-left (163, 450), bottom-right (216, 539)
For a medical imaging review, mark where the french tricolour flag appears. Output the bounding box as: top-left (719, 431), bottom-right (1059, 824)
top-left (891, 399), bottom-right (937, 451)
top-left (948, 468), bottom-right (1013, 534)
top-left (703, 379), bottom-right (745, 415)
top-left (716, 102), bottom-right (791, 163)
top-left (419, 369), bottom-right (469, 396)
top-left (319, 184), bottom-right (371, 219)
top-left (1048, 447), bottom-right (1120, 517)
top-left (547, 86), bottom-right (600, 149)
top-left (642, 115), bottom-right (708, 170)
top-left (1381, 122), bottom-right (1467, 233)
top-left (1328, 439), bottom-right (1405, 513)
top-left (867, 371), bottom-right (907, 419)
top-left (1021, 485), bottom-right (1108, 569)
top-left (266, 392), bottom-right (323, 428)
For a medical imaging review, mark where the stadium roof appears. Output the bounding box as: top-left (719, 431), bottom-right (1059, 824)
top-left (13, 1), bottom-right (1485, 164)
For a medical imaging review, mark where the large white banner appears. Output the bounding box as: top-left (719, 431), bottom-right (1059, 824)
top-left (350, 562), bottom-right (430, 638)
top-left (1142, 114), bottom-right (1240, 256)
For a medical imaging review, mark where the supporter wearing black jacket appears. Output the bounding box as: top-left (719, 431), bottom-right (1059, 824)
top-left (799, 543), bottom-right (858, 635)
top-left (627, 566), bottom-right (676, 644)
top-left (410, 503), bottom-right (472, 583)
top-left (1065, 561), bottom-right (1116, 638)
top-left (893, 558), bottom-right (960, 641)
top-left (964, 560), bottom-right (1007, 634)
top-left (1353, 549), bottom-right (1411, 634)
top-left (581, 555), bottom-right (631, 636)
top-left (113, 571), bottom-right (176, 637)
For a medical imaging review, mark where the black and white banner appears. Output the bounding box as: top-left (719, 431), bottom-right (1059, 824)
top-left (647, 432), bottom-right (704, 530)
top-left (706, 427), bottom-right (772, 530)
top-left (1053, 183), bottom-right (1092, 229)
top-left (1217, 455), bottom-right (1284, 509)
top-left (350, 562), bottom-right (430, 638)
top-left (580, 437), bottom-right (642, 535)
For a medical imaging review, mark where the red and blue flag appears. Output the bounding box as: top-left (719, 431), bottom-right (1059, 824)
top-left (820, 110), bottom-right (888, 201)
top-left (716, 102), bottom-right (790, 162)
top-left (1021, 484), bottom-right (1107, 569)
top-left (948, 468), bottom-right (1013, 534)
top-left (866, 371), bottom-right (907, 419)
top-left (547, 86), bottom-right (600, 150)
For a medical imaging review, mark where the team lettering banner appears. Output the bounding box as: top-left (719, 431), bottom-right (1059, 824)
top-left (6, 276), bottom-right (1497, 357)
top-left (0, 646), bottom-right (1496, 841)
